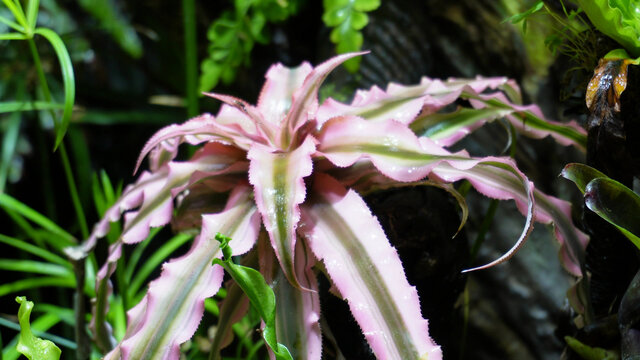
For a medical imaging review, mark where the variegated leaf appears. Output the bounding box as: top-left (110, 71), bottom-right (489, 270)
top-left (300, 173), bottom-right (442, 360)
top-left (105, 186), bottom-right (259, 360)
top-left (248, 137), bottom-right (315, 288)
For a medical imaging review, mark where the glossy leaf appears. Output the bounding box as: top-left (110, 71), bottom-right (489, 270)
top-left (585, 177), bottom-right (640, 250)
top-left (561, 163), bottom-right (639, 253)
top-left (561, 163), bottom-right (607, 194)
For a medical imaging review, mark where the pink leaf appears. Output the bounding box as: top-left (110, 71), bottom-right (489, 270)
top-left (300, 173), bottom-right (442, 360)
top-left (258, 62), bottom-right (313, 127)
top-left (248, 137), bottom-right (316, 288)
top-left (283, 52), bottom-right (366, 145)
top-left (105, 186), bottom-right (258, 360)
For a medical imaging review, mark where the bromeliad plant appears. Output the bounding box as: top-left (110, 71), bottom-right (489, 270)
top-left (72, 52), bottom-right (590, 359)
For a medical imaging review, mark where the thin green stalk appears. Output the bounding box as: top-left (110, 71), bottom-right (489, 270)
top-left (183, 0), bottom-right (199, 117)
top-left (27, 38), bottom-right (88, 240)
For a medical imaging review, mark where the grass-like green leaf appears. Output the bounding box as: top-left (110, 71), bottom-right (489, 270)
top-left (0, 193), bottom-right (75, 248)
top-left (0, 277), bottom-right (75, 297)
top-left (0, 234), bottom-right (69, 266)
top-left (0, 32), bottom-right (28, 39)
top-left (2, 0), bottom-right (28, 31)
top-left (33, 27), bottom-right (75, 150)
top-left (0, 100), bottom-right (64, 113)
top-left (0, 13), bottom-right (25, 32)
top-left (14, 297), bottom-right (62, 360)
top-left (25, 0), bottom-right (39, 30)
top-left (0, 259), bottom-right (72, 277)
top-left (0, 111), bottom-right (20, 193)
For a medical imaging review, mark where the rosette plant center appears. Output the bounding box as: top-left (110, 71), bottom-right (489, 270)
top-left (74, 52), bottom-right (589, 359)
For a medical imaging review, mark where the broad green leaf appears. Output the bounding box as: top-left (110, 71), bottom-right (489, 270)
top-left (577, 0), bottom-right (640, 56)
top-left (14, 297), bottom-right (61, 360)
top-left (561, 163), bottom-right (607, 194)
top-left (33, 28), bottom-right (75, 150)
top-left (585, 177), bottom-right (640, 250)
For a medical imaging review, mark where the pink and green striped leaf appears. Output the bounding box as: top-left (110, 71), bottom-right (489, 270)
top-left (317, 117), bottom-right (536, 271)
top-left (134, 111), bottom-right (257, 173)
top-left (261, 235), bottom-right (321, 359)
top-left (300, 173), bottom-right (442, 360)
top-left (257, 62), bottom-right (313, 127)
top-left (248, 137), bottom-right (315, 288)
top-left (463, 90), bottom-right (587, 151)
top-left (104, 186), bottom-right (259, 360)
top-left (283, 52), bottom-right (364, 145)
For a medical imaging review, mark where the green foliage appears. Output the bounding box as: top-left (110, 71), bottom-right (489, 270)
top-left (14, 297), bottom-right (62, 360)
top-left (77, 0), bottom-right (143, 58)
top-left (199, 0), bottom-right (300, 93)
top-left (577, 0), bottom-right (640, 56)
top-left (322, 0), bottom-right (380, 72)
top-left (213, 233), bottom-right (293, 360)
top-left (562, 163), bottom-right (640, 251)
top-left (502, 0), bottom-right (544, 33)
